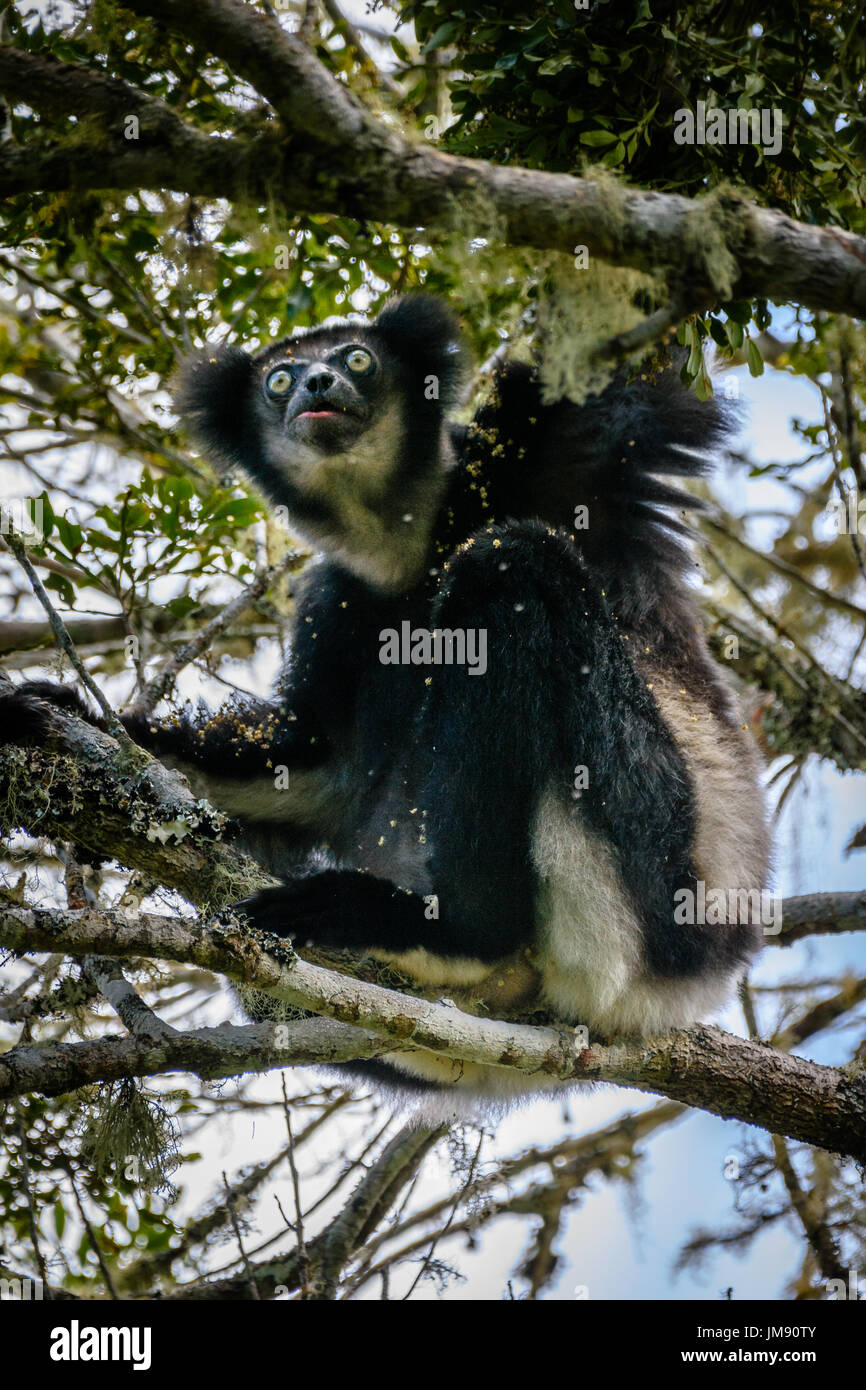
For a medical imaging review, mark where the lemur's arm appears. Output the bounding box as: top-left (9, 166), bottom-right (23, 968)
top-left (0, 555), bottom-right (354, 758)
top-left (123, 693), bottom-right (330, 778)
top-left (0, 673), bottom-right (340, 844)
top-left (0, 677), bottom-right (330, 775)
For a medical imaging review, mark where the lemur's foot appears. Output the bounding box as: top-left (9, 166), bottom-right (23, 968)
top-left (235, 870), bottom-right (423, 951)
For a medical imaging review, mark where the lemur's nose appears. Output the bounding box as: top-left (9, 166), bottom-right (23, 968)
top-left (306, 367), bottom-right (335, 395)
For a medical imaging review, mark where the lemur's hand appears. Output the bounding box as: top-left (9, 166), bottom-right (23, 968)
top-left (0, 680), bottom-right (98, 746)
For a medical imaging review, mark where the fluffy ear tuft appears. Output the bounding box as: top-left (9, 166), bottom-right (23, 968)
top-left (370, 293), bottom-right (469, 408)
top-left (174, 346), bottom-right (257, 468)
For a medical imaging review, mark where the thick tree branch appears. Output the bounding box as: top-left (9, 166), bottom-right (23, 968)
top-left (0, 47), bottom-right (209, 141)
top-left (0, 697), bottom-right (272, 909)
top-left (0, 1017), bottom-right (387, 1100)
top-left (82, 955), bottom-right (179, 1041)
top-left (127, 0), bottom-right (394, 149)
top-left (2, 905), bottom-right (865, 1163)
top-left (770, 891), bottom-right (866, 944)
top-left (2, 36), bottom-right (866, 320)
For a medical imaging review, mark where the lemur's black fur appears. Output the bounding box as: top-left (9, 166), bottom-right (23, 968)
top-left (0, 295), bottom-right (770, 1115)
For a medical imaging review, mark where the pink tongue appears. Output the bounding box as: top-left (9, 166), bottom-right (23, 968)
top-left (301, 410), bottom-right (335, 417)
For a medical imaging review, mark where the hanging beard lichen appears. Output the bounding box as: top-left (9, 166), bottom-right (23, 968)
top-left (232, 979), bottom-right (311, 1024)
top-left (533, 254), bottom-right (663, 406)
top-left (78, 1078), bottom-right (181, 1197)
top-left (425, 201), bottom-right (666, 412)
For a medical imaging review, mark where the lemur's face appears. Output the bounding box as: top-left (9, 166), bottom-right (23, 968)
top-left (177, 295), bottom-right (466, 589)
top-left (254, 329), bottom-right (394, 470)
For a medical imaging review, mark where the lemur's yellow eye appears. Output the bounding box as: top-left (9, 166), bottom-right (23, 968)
top-left (265, 367), bottom-right (294, 397)
top-left (345, 348), bottom-right (373, 374)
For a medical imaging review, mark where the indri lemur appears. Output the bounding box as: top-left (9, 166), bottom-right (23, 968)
top-left (3, 295), bottom-right (770, 1111)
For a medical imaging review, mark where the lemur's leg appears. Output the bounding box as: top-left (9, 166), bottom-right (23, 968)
top-left (241, 522), bottom-right (750, 979)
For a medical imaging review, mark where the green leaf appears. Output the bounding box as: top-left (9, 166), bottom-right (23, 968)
top-left (54, 515), bottom-right (84, 555)
top-left (538, 55), bottom-right (571, 76)
top-left (32, 493), bottom-right (54, 539)
top-left (746, 336), bottom-right (764, 377)
top-left (209, 496), bottom-right (261, 524)
top-left (43, 572), bottom-right (75, 607)
top-left (165, 594), bottom-right (199, 619)
top-left (579, 129), bottom-right (619, 146)
top-left (686, 328), bottom-right (703, 377)
top-left (721, 299), bottom-right (753, 324)
top-left (726, 319), bottom-right (745, 351)
top-left (695, 364), bottom-right (714, 401)
top-left (420, 22), bottom-right (458, 55)
top-left (54, 1200), bottom-right (67, 1239)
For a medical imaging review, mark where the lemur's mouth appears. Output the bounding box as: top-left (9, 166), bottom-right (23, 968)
top-left (285, 404), bottom-right (367, 454)
top-left (289, 406), bottom-right (367, 437)
top-left (292, 403), bottom-right (363, 422)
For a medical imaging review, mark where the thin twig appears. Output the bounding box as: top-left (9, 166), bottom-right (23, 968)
top-left (818, 380), bottom-right (866, 587)
top-left (402, 1128), bottom-right (485, 1300)
top-left (593, 293), bottom-right (694, 363)
top-left (123, 548), bottom-right (302, 716)
top-left (703, 515), bottom-right (866, 623)
top-left (67, 1167), bottom-right (120, 1299)
top-left (222, 1171), bottom-right (260, 1300)
top-left (1, 529), bottom-right (135, 749)
top-left (16, 1104), bottom-right (54, 1298)
top-left (281, 1074), bottom-right (310, 1294)
top-left (321, 0), bottom-right (401, 96)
